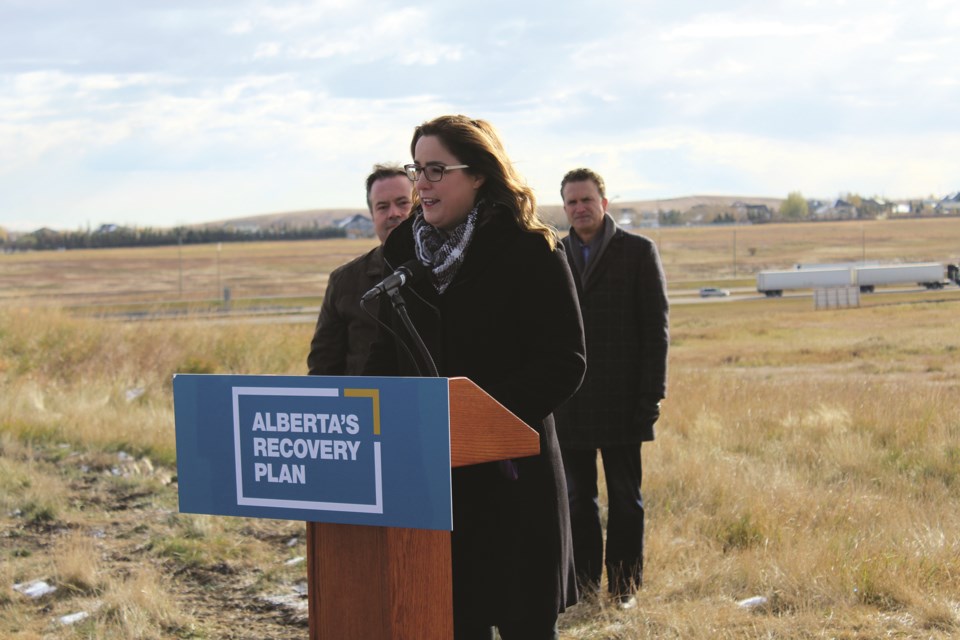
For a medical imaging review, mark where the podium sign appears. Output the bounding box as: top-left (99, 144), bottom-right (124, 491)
top-left (173, 374), bottom-right (453, 531)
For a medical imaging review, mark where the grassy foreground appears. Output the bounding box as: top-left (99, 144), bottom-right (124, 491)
top-left (2, 285), bottom-right (959, 637)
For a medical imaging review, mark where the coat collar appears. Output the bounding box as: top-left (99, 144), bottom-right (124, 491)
top-left (382, 202), bottom-right (520, 297)
top-left (565, 213), bottom-right (619, 290)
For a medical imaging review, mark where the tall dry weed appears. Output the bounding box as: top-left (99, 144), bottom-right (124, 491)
top-left (54, 531), bottom-right (102, 595)
top-left (97, 564), bottom-right (190, 637)
top-left (1, 454), bottom-right (66, 526)
top-left (0, 307), bottom-right (311, 463)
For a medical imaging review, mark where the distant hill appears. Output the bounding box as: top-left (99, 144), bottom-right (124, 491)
top-left (199, 195), bottom-right (787, 231)
top-left (196, 208), bottom-right (361, 231)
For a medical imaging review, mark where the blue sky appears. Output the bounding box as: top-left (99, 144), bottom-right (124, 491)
top-left (2, 0), bottom-right (959, 231)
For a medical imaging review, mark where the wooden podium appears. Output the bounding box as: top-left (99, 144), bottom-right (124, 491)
top-left (305, 377), bottom-right (540, 639)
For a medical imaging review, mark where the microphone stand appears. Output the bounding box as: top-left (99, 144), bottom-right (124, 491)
top-left (388, 285), bottom-right (517, 480)
top-left (387, 288), bottom-right (439, 378)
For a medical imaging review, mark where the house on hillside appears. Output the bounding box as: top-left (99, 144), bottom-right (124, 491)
top-left (807, 199), bottom-right (827, 216)
top-left (635, 209), bottom-right (660, 228)
top-left (615, 207), bottom-right (636, 228)
top-left (337, 213), bottom-right (375, 238)
top-left (732, 201), bottom-right (773, 223)
top-left (613, 207), bottom-right (659, 229)
top-left (813, 199), bottom-right (858, 220)
top-left (936, 192), bottom-right (960, 213)
top-left (858, 198), bottom-right (893, 219)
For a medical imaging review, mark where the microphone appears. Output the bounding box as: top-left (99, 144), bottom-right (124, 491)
top-left (361, 259), bottom-right (427, 302)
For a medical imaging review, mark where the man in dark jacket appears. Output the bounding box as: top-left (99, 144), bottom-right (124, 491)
top-left (554, 167), bottom-right (669, 607)
top-left (307, 164), bottom-right (412, 375)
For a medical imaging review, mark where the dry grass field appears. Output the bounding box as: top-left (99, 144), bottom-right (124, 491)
top-left (1, 216), bottom-right (959, 638)
top-left (3, 217), bottom-right (958, 310)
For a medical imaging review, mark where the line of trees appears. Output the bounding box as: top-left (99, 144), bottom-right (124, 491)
top-left (1, 224), bottom-right (346, 252)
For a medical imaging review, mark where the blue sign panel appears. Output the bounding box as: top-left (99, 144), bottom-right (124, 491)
top-left (173, 374), bottom-right (453, 530)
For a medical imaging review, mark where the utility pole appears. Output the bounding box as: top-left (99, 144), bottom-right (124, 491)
top-left (178, 234), bottom-right (183, 298)
top-left (733, 229), bottom-right (737, 278)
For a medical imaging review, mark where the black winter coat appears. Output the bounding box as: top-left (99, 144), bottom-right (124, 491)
top-left (365, 204), bottom-right (586, 626)
top-left (554, 225), bottom-right (669, 447)
top-left (307, 246), bottom-right (384, 376)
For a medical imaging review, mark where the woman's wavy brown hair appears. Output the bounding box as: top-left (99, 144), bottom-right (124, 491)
top-left (411, 115), bottom-right (557, 249)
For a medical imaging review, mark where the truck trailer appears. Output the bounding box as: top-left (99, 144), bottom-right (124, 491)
top-left (757, 262), bottom-right (960, 297)
top-left (853, 263), bottom-right (948, 292)
top-left (756, 268), bottom-right (854, 297)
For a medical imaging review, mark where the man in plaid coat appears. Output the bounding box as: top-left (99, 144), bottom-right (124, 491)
top-left (554, 167), bottom-right (669, 608)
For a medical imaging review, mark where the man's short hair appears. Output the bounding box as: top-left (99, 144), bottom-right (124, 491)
top-left (561, 168), bottom-right (606, 200)
top-left (365, 163), bottom-right (408, 211)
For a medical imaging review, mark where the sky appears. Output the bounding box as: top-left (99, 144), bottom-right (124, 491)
top-left (2, 0), bottom-right (959, 232)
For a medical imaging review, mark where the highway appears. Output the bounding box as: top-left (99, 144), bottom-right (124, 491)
top-left (96, 283), bottom-right (960, 323)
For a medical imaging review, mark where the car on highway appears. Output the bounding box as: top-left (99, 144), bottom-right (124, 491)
top-left (699, 287), bottom-right (731, 298)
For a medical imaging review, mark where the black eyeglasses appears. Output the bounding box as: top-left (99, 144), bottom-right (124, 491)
top-left (403, 163), bottom-right (470, 182)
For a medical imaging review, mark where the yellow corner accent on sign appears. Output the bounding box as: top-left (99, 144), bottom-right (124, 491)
top-left (344, 389), bottom-right (380, 435)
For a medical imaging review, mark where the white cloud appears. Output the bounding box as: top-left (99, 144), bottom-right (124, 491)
top-left (253, 1), bottom-right (356, 31)
top-left (523, 127), bottom-right (960, 202)
top-left (253, 42), bottom-right (282, 59)
top-left (228, 19), bottom-right (254, 35)
top-left (244, 7), bottom-right (437, 63)
top-left (2, 0), bottom-right (960, 231)
top-left (661, 16), bottom-right (834, 41)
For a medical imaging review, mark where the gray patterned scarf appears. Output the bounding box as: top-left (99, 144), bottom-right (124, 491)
top-left (413, 201), bottom-right (481, 294)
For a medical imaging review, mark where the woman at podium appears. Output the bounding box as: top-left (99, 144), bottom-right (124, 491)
top-left (365, 115), bottom-right (587, 639)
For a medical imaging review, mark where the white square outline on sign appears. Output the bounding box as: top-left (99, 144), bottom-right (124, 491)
top-left (231, 386), bottom-right (383, 514)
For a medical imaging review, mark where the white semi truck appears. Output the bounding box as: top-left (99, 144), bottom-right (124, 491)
top-left (756, 268), bottom-right (853, 297)
top-left (757, 262), bottom-right (959, 297)
top-left (853, 263), bottom-right (947, 293)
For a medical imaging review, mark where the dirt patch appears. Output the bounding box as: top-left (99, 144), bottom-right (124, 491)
top-left (1, 444), bottom-right (309, 638)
